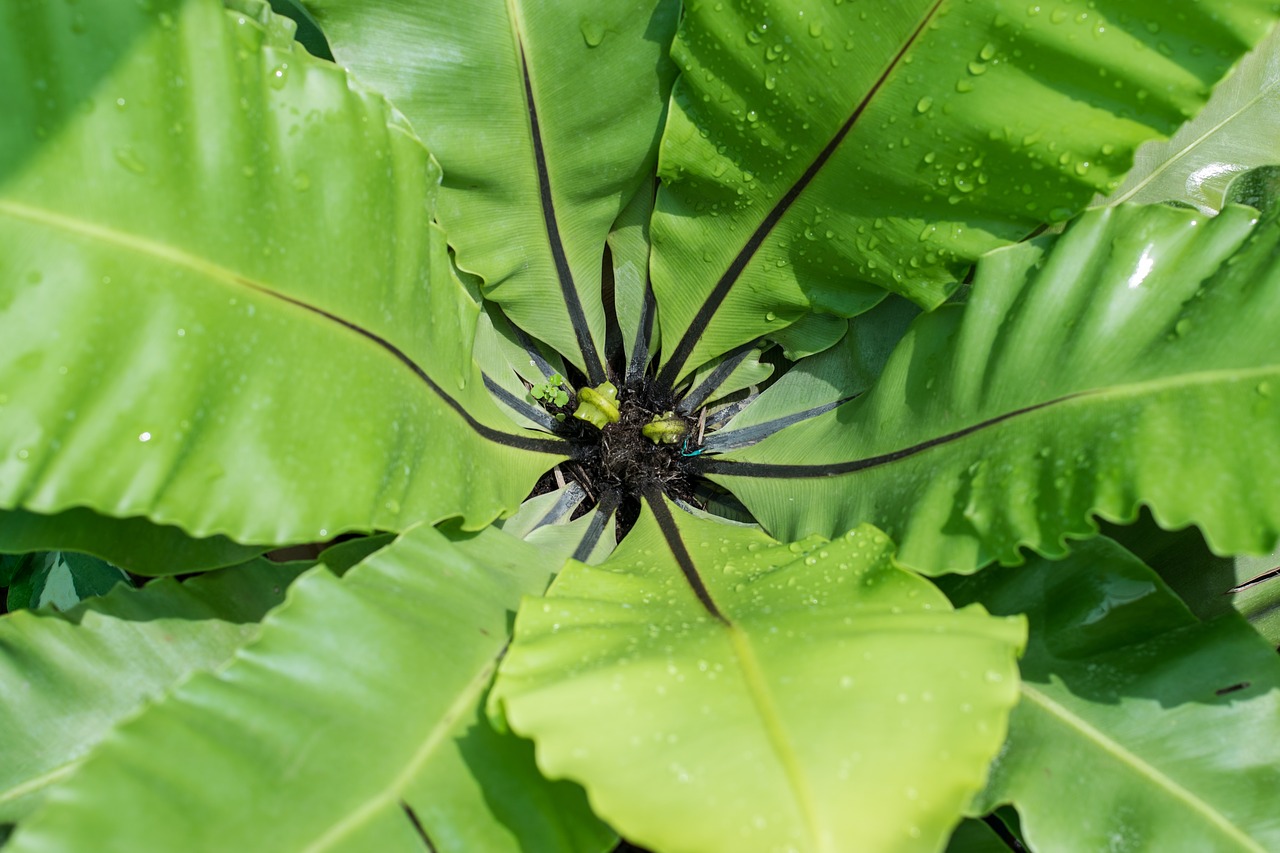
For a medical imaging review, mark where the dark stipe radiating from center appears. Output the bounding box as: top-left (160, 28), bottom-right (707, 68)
top-left (655, 0), bottom-right (947, 389)
top-left (518, 43), bottom-right (607, 387)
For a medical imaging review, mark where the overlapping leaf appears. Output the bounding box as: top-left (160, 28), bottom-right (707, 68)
top-left (0, 0), bottom-right (563, 546)
top-left (4, 524), bottom-right (609, 853)
top-left (711, 202), bottom-right (1280, 574)
top-left (946, 537), bottom-right (1280, 851)
top-left (0, 557), bottom-right (306, 821)
top-left (303, 0), bottom-right (680, 380)
top-left (650, 0), bottom-right (1280, 382)
top-left (1109, 23), bottom-right (1280, 211)
top-left (0, 507), bottom-right (265, 576)
top-left (492, 502), bottom-right (1025, 853)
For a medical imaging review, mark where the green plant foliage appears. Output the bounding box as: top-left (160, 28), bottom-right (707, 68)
top-left (0, 507), bottom-right (266, 576)
top-left (648, 0), bottom-right (1277, 380)
top-left (4, 551), bottom-right (129, 612)
top-left (945, 537), bottom-right (1280, 851)
top-left (304, 0), bottom-right (679, 380)
top-left (531, 373), bottom-right (572, 409)
top-left (0, 0), bottom-right (563, 545)
top-left (1109, 23), bottom-right (1280, 212)
top-left (493, 505), bottom-right (1025, 853)
top-left (715, 202), bottom-right (1280, 574)
top-left (3, 0), bottom-right (1280, 849)
top-left (0, 557), bottom-right (307, 821)
top-left (3, 526), bottom-right (609, 853)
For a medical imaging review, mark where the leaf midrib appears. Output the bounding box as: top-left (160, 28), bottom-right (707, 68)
top-left (726, 624), bottom-right (829, 852)
top-left (703, 363), bottom-right (1280, 479)
top-left (655, 0), bottom-right (948, 387)
top-left (0, 199), bottom-right (567, 455)
top-left (1020, 680), bottom-right (1265, 851)
top-left (1110, 81), bottom-right (1279, 206)
top-left (301, 645), bottom-right (506, 853)
top-left (644, 494), bottom-right (826, 850)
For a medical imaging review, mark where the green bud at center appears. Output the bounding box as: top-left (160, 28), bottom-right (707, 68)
top-left (573, 382), bottom-right (620, 429)
top-left (642, 412), bottom-right (687, 445)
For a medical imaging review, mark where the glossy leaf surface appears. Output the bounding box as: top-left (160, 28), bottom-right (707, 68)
top-left (713, 203), bottom-right (1280, 574)
top-left (1109, 23), bottom-right (1280, 211)
top-left (4, 525), bottom-right (608, 853)
top-left (0, 507), bottom-right (265, 576)
top-left (303, 0), bottom-right (679, 380)
top-left (651, 0), bottom-right (1280, 381)
top-left (946, 537), bottom-right (1280, 851)
top-left (0, 557), bottom-right (305, 821)
top-left (493, 503), bottom-right (1025, 853)
top-left (0, 0), bottom-right (563, 545)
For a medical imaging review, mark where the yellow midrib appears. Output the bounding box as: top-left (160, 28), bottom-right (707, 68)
top-left (1020, 680), bottom-right (1266, 852)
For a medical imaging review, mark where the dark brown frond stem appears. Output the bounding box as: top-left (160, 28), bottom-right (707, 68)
top-left (643, 489), bottom-right (729, 624)
top-left (695, 392), bottom-right (1086, 479)
top-left (655, 0), bottom-right (947, 389)
top-left (229, 275), bottom-right (568, 454)
top-left (518, 43), bottom-right (607, 386)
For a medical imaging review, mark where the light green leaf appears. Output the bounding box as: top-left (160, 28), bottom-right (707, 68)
top-left (650, 0), bottom-right (1280, 383)
top-left (707, 295), bottom-right (918, 453)
top-left (767, 311), bottom-right (849, 361)
top-left (946, 537), bottom-right (1280, 851)
top-left (492, 500), bottom-right (1025, 853)
top-left (0, 557), bottom-right (306, 821)
top-left (711, 202), bottom-right (1280, 575)
top-left (0, 507), bottom-right (266, 576)
top-left (609, 183), bottom-right (659, 384)
top-left (31, 553), bottom-right (129, 612)
top-left (303, 0), bottom-right (680, 381)
top-left (1108, 24), bottom-right (1280, 212)
top-left (0, 0), bottom-right (563, 545)
top-left (678, 343), bottom-right (773, 416)
top-left (4, 525), bottom-right (609, 853)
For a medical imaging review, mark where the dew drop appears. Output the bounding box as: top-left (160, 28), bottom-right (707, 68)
top-left (579, 19), bottom-right (606, 46)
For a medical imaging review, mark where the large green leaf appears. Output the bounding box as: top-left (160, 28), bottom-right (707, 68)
top-left (0, 507), bottom-right (265, 576)
top-left (709, 202), bottom-right (1280, 574)
top-left (4, 524), bottom-right (610, 852)
top-left (492, 500), bottom-right (1025, 853)
top-left (1108, 23), bottom-right (1280, 211)
top-left (945, 537), bottom-right (1280, 851)
top-left (302, 0), bottom-right (680, 382)
top-left (0, 0), bottom-right (564, 546)
top-left (650, 0), bottom-right (1280, 383)
top-left (1109, 513), bottom-right (1280, 648)
top-left (706, 296), bottom-right (919, 454)
top-left (0, 557), bottom-right (306, 821)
